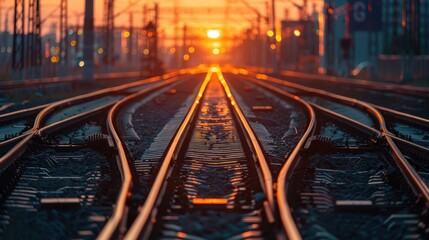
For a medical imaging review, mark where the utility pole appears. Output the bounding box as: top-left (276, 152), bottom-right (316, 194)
top-left (236, 0), bottom-right (266, 69)
top-left (401, 0), bottom-right (416, 81)
top-left (0, 0), bottom-right (4, 33)
top-left (257, 15), bottom-right (262, 69)
top-left (182, 24), bottom-right (187, 68)
top-left (392, 0), bottom-right (399, 53)
top-left (83, 0), bottom-right (94, 81)
top-left (27, 0), bottom-right (42, 78)
top-left (4, 7), bottom-right (14, 34)
top-left (128, 11), bottom-right (133, 62)
top-left (103, 0), bottom-right (114, 67)
top-left (2, 7), bottom-right (13, 68)
top-left (174, 0), bottom-right (179, 68)
top-left (59, 0), bottom-right (68, 76)
top-left (12, 0), bottom-right (25, 80)
top-left (271, 0), bottom-right (278, 74)
top-left (264, 1), bottom-right (269, 71)
top-left (325, 2), bottom-right (335, 75)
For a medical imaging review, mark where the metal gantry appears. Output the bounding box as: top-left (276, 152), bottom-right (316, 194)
top-left (12, 0), bottom-right (25, 75)
top-left (59, 0), bottom-right (68, 74)
top-left (27, 0), bottom-right (42, 78)
top-left (103, 0), bottom-right (115, 65)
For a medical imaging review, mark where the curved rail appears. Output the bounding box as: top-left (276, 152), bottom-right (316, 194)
top-left (310, 103), bottom-right (429, 162)
top-left (0, 71), bottom-right (188, 170)
top-left (0, 104), bottom-right (47, 123)
top-left (99, 75), bottom-right (190, 239)
top-left (275, 68), bottom-right (429, 97)
top-left (373, 104), bottom-right (429, 132)
top-left (0, 71), bottom-right (140, 90)
top-left (235, 74), bottom-right (316, 240)
top-left (232, 68), bottom-right (429, 239)
top-left (241, 70), bottom-right (429, 207)
top-left (124, 70), bottom-right (213, 239)
top-left (217, 69), bottom-right (275, 210)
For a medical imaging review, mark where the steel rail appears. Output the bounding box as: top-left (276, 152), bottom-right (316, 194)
top-left (37, 103), bottom-right (115, 136)
top-left (277, 69), bottom-right (429, 98)
top-left (392, 135), bottom-right (429, 160)
top-left (232, 69), bottom-right (429, 239)
top-left (33, 75), bottom-right (163, 130)
top-left (248, 72), bottom-right (386, 131)
top-left (217, 69), bottom-right (275, 210)
top-left (0, 133), bottom-right (30, 151)
top-left (0, 104), bottom-right (48, 146)
top-left (1, 102), bottom-right (112, 171)
top-left (239, 66), bottom-right (429, 97)
top-left (0, 64), bottom-right (208, 90)
top-left (124, 70), bottom-right (213, 240)
top-left (99, 75), bottom-right (186, 239)
top-left (372, 103), bottom-right (429, 130)
top-left (0, 104), bottom-right (47, 123)
top-left (0, 68), bottom-right (204, 182)
top-left (0, 66), bottom-right (208, 166)
top-left (0, 69), bottom-right (207, 146)
top-left (235, 73), bottom-right (315, 240)
top-left (0, 75), bottom-right (159, 168)
top-left (310, 103), bottom-right (382, 139)
top-left (241, 70), bottom-right (429, 207)
top-left (0, 71), bottom-right (140, 90)
top-left (251, 71), bottom-right (429, 147)
top-left (312, 103), bottom-right (429, 159)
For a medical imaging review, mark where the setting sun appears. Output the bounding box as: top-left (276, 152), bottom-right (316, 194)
top-left (207, 29), bottom-right (221, 39)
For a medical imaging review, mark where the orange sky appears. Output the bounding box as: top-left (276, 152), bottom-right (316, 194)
top-left (1, 0), bottom-right (315, 34)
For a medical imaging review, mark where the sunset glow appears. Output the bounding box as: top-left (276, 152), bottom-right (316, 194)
top-left (207, 29), bottom-right (220, 39)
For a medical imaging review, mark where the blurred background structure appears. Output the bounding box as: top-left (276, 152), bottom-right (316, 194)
top-left (0, 0), bottom-right (428, 83)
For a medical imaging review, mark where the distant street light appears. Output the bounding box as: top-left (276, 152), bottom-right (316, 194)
top-left (212, 48), bottom-right (220, 55)
top-left (293, 29), bottom-right (301, 37)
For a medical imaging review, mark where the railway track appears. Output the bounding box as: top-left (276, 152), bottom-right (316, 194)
top-left (228, 69), bottom-right (429, 239)
top-left (123, 67), bottom-right (276, 239)
top-left (273, 69), bottom-right (429, 113)
top-left (226, 72), bottom-right (428, 163)
top-left (225, 74), bottom-right (309, 180)
top-left (0, 71), bottom-right (186, 160)
top-left (0, 65), bottom-right (427, 239)
top-left (287, 104), bottom-right (428, 239)
top-left (112, 73), bottom-right (206, 231)
top-left (0, 69), bottom-right (205, 238)
top-left (102, 73), bottom-right (206, 238)
top-left (0, 112), bottom-right (120, 238)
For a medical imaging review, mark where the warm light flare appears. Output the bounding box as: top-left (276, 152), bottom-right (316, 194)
top-left (123, 31), bottom-right (131, 38)
top-left (256, 74), bottom-right (268, 80)
top-left (212, 48), bottom-right (220, 55)
top-left (207, 29), bottom-right (220, 39)
top-left (294, 29), bottom-right (301, 37)
top-left (193, 198), bottom-right (227, 205)
top-left (50, 56), bottom-right (59, 63)
top-left (267, 30), bottom-right (274, 37)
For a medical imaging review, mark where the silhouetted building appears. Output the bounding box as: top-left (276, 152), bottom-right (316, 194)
top-left (321, 0), bottom-right (429, 81)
